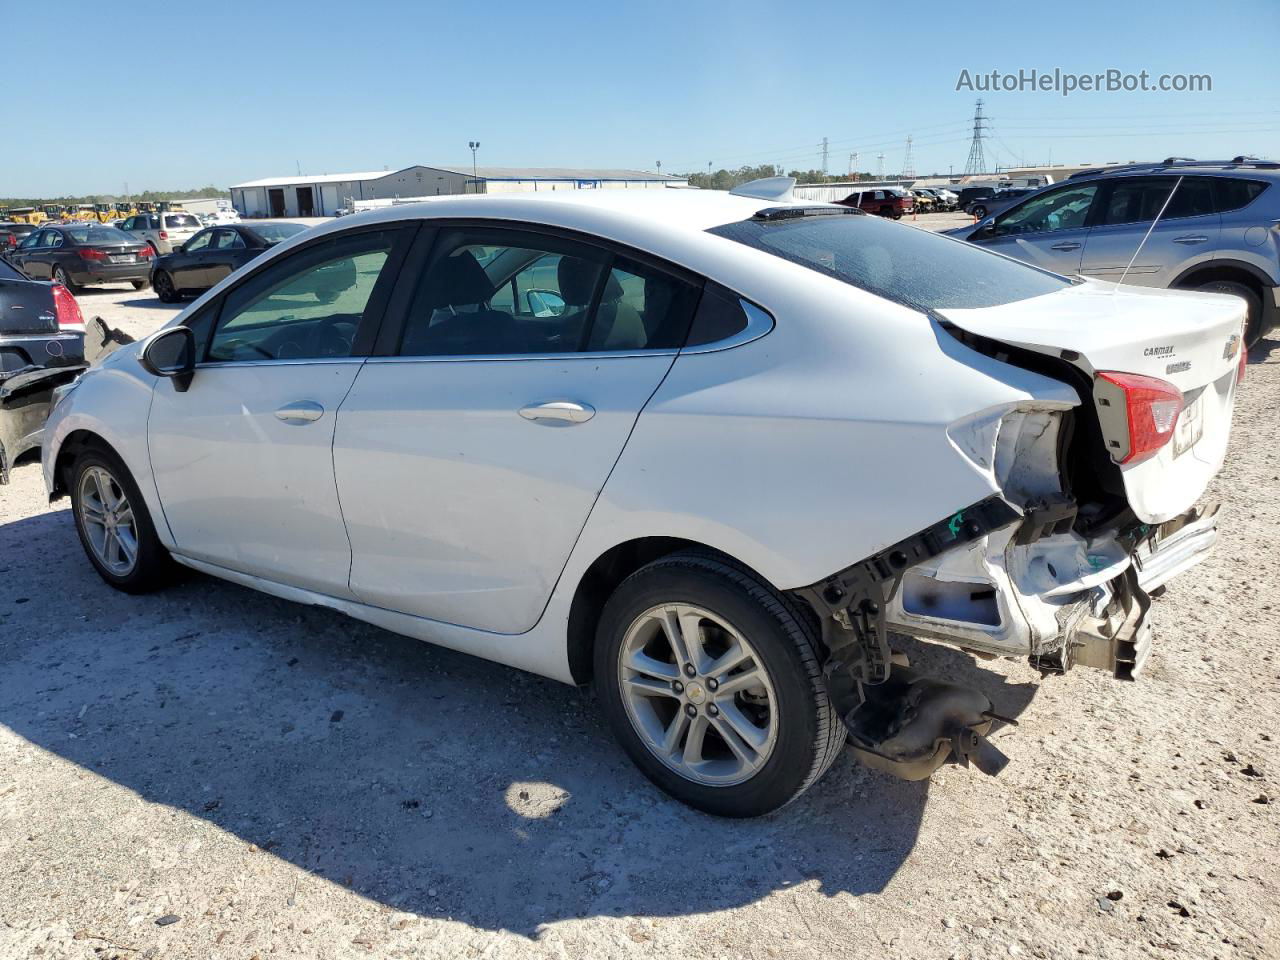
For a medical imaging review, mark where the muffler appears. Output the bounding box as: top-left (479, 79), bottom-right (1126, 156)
top-left (843, 667), bottom-right (1012, 780)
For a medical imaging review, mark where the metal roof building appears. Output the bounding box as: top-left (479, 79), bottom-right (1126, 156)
top-left (230, 165), bottom-right (686, 218)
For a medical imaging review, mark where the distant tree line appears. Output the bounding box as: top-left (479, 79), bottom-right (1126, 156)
top-left (680, 165), bottom-right (877, 190)
top-left (1, 185), bottom-right (230, 208)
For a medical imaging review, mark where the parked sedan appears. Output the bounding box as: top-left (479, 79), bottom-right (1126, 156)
top-left (151, 221), bottom-right (309, 302)
top-left (8, 224), bottom-right (154, 292)
top-left (0, 221), bottom-right (38, 256)
top-left (965, 187), bottom-right (1036, 220)
top-left (44, 184), bottom-right (1243, 816)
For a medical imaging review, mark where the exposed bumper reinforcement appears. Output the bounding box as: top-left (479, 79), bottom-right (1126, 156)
top-left (1133, 503), bottom-right (1220, 592)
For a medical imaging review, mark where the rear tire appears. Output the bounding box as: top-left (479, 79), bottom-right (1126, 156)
top-left (595, 552), bottom-right (844, 817)
top-left (131, 279), bottom-right (148, 291)
top-left (52, 266), bottom-right (79, 294)
top-left (1190, 279), bottom-right (1263, 347)
top-left (69, 444), bottom-right (178, 594)
top-left (971, 205), bottom-right (988, 219)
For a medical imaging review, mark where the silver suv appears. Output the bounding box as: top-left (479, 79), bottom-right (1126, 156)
top-left (948, 157), bottom-right (1279, 344)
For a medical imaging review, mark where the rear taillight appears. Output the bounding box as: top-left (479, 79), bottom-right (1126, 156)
top-left (79, 247), bottom-right (108, 261)
top-left (159, 230), bottom-right (169, 240)
top-left (138, 245), bottom-right (154, 259)
top-left (1238, 321), bottom-right (1248, 383)
top-left (1096, 371), bottom-right (1184, 465)
top-left (51, 283), bottom-right (84, 328)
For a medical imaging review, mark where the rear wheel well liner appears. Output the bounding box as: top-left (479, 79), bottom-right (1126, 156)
top-left (566, 537), bottom-right (785, 685)
top-left (1171, 260), bottom-right (1269, 297)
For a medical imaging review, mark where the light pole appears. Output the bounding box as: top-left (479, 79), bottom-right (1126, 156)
top-left (468, 141), bottom-right (480, 193)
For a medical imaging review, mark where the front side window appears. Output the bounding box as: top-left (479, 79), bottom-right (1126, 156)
top-left (211, 229), bottom-right (245, 250)
top-left (709, 211), bottom-right (1071, 310)
top-left (185, 231), bottom-right (213, 252)
top-left (992, 183), bottom-right (1098, 236)
top-left (206, 229), bottom-right (399, 363)
top-left (398, 228), bottom-right (697, 357)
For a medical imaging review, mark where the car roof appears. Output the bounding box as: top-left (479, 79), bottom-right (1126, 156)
top-left (1068, 158), bottom-right (1280, 182)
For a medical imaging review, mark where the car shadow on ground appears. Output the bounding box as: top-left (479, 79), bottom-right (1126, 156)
top-left (0, 497), bottom-right (1039, 937)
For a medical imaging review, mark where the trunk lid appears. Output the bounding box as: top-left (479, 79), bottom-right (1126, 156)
top-left (938, 280), bottom-right (1243, 524)
top-left (0, 276), bottom-right (57, 335)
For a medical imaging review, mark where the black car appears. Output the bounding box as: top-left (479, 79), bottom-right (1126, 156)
top-left (0, 222), bottom-right (38, 258)
top-left (0, 256), bottom-right (86, 481)
top-left (9, 224), bottom-right (154, 292)
top-left (151, 221), bottom-right (310, 302)
top-left (965, 188), bottom-right (1036, 220)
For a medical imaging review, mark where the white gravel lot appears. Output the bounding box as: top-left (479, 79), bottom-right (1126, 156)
top-left (1, 218), bottom-right (1277, 960)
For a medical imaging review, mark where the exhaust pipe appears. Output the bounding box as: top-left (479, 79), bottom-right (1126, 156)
top-left (843, 667), bottom-right (1012, 780)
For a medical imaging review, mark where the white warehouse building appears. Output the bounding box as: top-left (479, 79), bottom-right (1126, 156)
top-left (229, 165), bottom-right (687, 218)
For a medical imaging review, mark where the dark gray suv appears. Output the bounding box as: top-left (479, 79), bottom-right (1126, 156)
top-left (947, 157), bottom-right (1279, 344)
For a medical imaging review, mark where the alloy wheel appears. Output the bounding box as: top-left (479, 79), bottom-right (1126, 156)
top-left (617, 603), bottom-right (779, 786)
top-left (78, 466), bottom-right (139, 576)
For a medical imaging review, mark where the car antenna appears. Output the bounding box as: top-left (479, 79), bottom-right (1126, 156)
top-left (1113, 175), bottom-right (1182, 294)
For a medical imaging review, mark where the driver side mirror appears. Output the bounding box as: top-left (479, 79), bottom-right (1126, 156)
top-left (138, 325), bottom-right (196, 392)
top-left (525, 289), bottom-right (566, 318)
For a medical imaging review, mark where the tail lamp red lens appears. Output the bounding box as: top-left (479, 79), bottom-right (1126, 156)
top-left (138, 245), bottom-right (154, 258)
top-left (78, 247), bottom-right (107, 261)
top-left (51, 283), bottom-right (84, 328)
top-left (1097, 371), bottom-right (1184, 465)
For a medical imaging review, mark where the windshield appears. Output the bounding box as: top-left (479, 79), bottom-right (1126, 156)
top-left (164, 214), bottom-right (201, 229)
top-left (248, 222), bottom-right (308, 243)
top-left (65, 226), bottom-right (136, 245)
top-left (707, 213), bottom-right (1071, 311)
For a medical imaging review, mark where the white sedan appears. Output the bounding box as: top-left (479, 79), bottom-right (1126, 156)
top-left (43, 181), bottom-right (1244, 816)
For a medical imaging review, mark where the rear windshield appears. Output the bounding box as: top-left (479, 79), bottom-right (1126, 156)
top-left (65, 226), bottom-right (135, 245)
top-left (249, 222), bottom-right (307, 243)
top-left (164, 214), bottom-right (201, 229)
top-left (707, 213), bottom-right (1071, 311)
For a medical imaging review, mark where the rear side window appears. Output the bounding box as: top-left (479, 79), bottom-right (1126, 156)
top-left (1214, 178), bottom-right (1268, 213)
top-left (686, 285), bottom-right (752, 346)
top-left (165, 214), bottom-right (200, 229)
top-left (708, 213), bottom-right (1071, 311)
top-left (1099, 177), bottom-right (1215, 225)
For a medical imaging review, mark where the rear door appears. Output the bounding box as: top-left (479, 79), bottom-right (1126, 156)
top-left (1079, 176), bottom-right (1220, 287)
top-left (333, 224), bottom-right (701, 633)
top-left (973, 181), bottom-right (1101, 276)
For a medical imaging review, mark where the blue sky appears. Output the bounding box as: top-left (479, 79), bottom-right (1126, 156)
top-left (5, 0), bottom-right (1278, 195)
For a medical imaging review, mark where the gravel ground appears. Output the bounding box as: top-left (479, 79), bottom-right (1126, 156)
top-left (1, 232), bottom-right (1277, 960)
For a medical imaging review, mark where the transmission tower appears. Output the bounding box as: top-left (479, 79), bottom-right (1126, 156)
top-left (963, 99), bottom-right (989, 175)
top-left (821, 137), bottom-right (829, 175)
top-left (876, 153), bottom-right (885, 178)
top-left (902, 136), bottom-right (915, 180)
top-left (848, 152), bottom-right (859, 176)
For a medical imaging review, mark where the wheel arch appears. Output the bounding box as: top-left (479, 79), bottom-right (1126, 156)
top-left (50, 428), bottom-right (113, 500)
top-left (565, 536), bottom-right (778, 685)
top-left (1171, 258), bottom-right (1271, 295)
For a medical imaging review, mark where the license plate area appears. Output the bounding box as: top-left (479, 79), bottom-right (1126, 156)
top-left (109, 254), bottom-right (135, 264)
top-left (1172, 393), bottom-right (1204, 458)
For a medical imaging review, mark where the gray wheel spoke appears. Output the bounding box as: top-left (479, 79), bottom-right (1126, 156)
top-left (626, 650), bottom-right (680, 683)
top-left (661, 711), bottom-right (690, 755)
top-left (711, 714), bottom-right (758, 766)
top-left (625, 674), bottom-right (678, 699)
top-left (682, 715), bottom-right (709, 766)
top-left (705, 642), bottom-right (752, 681)
top-left (659, 608), bottom-right (694, 668)
top-left (714, 665), bottom-right (766, 698)
top-left (717, 702), bottom-right (769, 753)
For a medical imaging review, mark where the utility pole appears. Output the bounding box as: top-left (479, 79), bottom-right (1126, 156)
top-left (902, 136), bottom-right (915, 180)
top-left (963, 99), bottom-right (989, 175)
top-left (468, 141), bottom-right (481, 193)
top-left (820, 137), bottom-right (830, 176)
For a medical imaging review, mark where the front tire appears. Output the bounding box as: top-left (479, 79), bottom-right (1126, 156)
top-left (595, 553), bottom-right (844, 817)
top-left (69, 445), bottom-right (177, 593)
top-left (131, 279), bottom-right (148, 291)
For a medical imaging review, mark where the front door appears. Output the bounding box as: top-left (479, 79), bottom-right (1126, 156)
top-left (333, 225), bottom-right (701, 633)
top-left (148, 226), bottom-right (408, 596)
top-left (974, 181), bottom-right (1101, 277)
top-left (1078, 176), bottom-right (1220, 287)
top-left (169, 229), bottom-right (214, 290)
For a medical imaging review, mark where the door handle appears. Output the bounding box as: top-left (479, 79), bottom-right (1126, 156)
top-left (274, 400), bottom-right (325, 423)
top-left (1049, 241), bottom-right (1081, 251)
top-left (1172, 235), bottom-right (1209, 244)
top-left (518, 400), bottom-right (596, 424)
